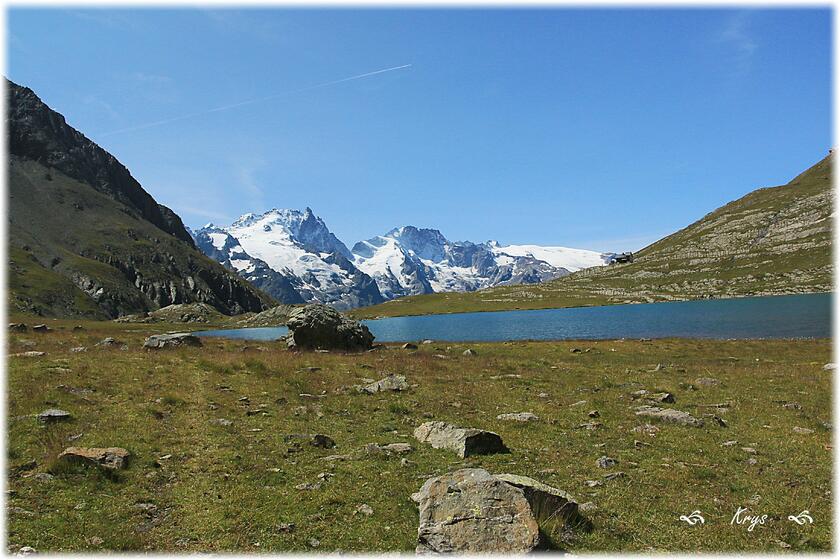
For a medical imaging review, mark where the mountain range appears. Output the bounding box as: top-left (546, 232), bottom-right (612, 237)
top-left (193, 212), bottom-right (611, 310)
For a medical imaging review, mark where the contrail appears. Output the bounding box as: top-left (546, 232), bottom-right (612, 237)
top-left (97, 64), bottom-right (412, 137)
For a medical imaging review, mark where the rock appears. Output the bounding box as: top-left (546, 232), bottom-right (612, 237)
top-left (56, 447), bottom-right (130, 470)
top-left (648, 392), bottom-right (676, 403)
top-left (285, 304), bottom-right (374, 351)
top-left (143, 333), bottom-right (203, 349)
top-left (33, 473), bottom-right (54, 483)
top-left (32, 324), bottom-right (50, 333)
top-left (494, 473), bottom-right (582, 537)
top-left (578, 502), bottom-right (598, 514)
top-left (721, 440), bottom-right (738, 447)
top-left (210, 418), bottom-right (233, 426)
top-left (9, 323), bottom-right (27, 332)
top-left (37, 409), bottom-right (71, 423)
top-left (792, 426), bottom-right (815, 434)
top-left (308, 538), bottom-right (320, 548)
top-left (588, 410), bottom-right (600, 418)
top-left (583, 480), bottom-right (602, 488)
top-left (462, 349), bottom-right (477, 356)
top-left (414, 422), bottom-right (508, 458)
top-left (355, 503), bottom-right (374, 516)
top-left (366, 442), bottom-right (413, 455)
top-left (401, 343), bottom-right (418, 350)
top-left (596, 456), bottom-right (617, 469)
top-left (570, 348), bottom-right (582, 353)
top-left (603, 471), bottom-right (625, 481)
top-left (741, 447), bottom-right (757, 454)
top-left (284, 433), bottom-right (336, 449)
top-left (496, 412), bottom-right (539, 422)
top-left (11, 352), bottom-right (45, 358)
top-left (412, 468), bottom-right (540, 553)
top-left (16, 547), bottom-right (37, 556)
top-left (422, 340), bottom-right (433, 345)
top-left (694, 377), bottom-right (720, 387)
top-left (94, 337), bottom-right (120, 347)
top-left (70, 347), bottom-right (87, 353)
top-left (635, 406), bottom-right (704, 427)
top-left (577, 421), bottom-right (602, 430)
top-left (823, 363), bottom-right (836, 371)
top-left (356, 374), bottom-right (409, 394)
top-left (782, 402), bottom-right (802, 410)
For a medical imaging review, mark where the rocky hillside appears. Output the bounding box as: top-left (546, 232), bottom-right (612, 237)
top-left (7, 79), bottom-right (275, 319)
top-left (355, 153), bottom-right (833, 317)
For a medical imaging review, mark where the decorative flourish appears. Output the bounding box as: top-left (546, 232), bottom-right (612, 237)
top-left (787, 510), bottom-right (814, 525)
top-left (679, 511), bottom-right (705, 525)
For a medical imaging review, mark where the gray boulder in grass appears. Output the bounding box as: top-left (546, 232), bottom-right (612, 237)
top-left (414, 421), bottom-right (508, 458)
top-left (144, 333), bottom-right (203, 349)
top-left (285, 304), bottom-right (374, 351)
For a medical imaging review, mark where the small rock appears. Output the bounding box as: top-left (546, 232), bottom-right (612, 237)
top-left (70, 347), bottom-right (87, 353)
top-left (16, 547), bottom-right (37, 556)
top-left (210, 418), bottom-right (233, 426)
top-left (462, 349), bottom-right (477, 356)
top-left (596, 456), bottom-right (617, 469)
top-left (56, 447), bottom-right (130, 470)
top-left (578, 502), bottom-right (598, 514)
top-left (355, 503), bottom-right (374, 516)
top-left (308, 538), bottom-right (320, 548)
top-left (9, 323), bottom-right (27, 332)
top-left (603, 471), bottom-right (626, 481)
top-left (94, 337), bottom-right (119, 347)
top-left (782, 402), bottom-right (802, 410)
top-left (635, 406), bottom-right (703, 427)
top-left (570, 348), bottom-right (582, 353)
top-left (721, 440), bottom-right (738, 447)
top-left (792, 426), bottom-right (814, 434)
top-left (37, 409), bottom-right (71, 423)
top-left (422, 340), bottom-right (433, 345)
top-left (588, 410), bottom-right (600, 418)
top-left (576, 422), bottom-right (602, 431)
top-left (275, 522), bottom-right (295, 533)
top-left (694, 377), bottom-right (720, 387)
top-left (284, 433), bottom-right (336, 449)
top-left (356, 374), bottom-right (409, 394)
top-left (583, 480), bottom-right (602, 488)
top-left (496, 412), bottom-right (539, 422)
top-left (144, 333), bottom-right (202, 349)
top-left (401, 343), bottom-right (418, 350)
top-left (11, 351), bottom-right (45, 358)
top-left (32, 324), bottom-right (50, 333)
top-left (741, 447), bottom-right (757, 454)
top-left (823, 363), bottom-right (836, 371)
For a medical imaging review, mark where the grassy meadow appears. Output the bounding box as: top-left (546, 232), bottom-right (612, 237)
top-left (5, 317), bottom-right (833, 552)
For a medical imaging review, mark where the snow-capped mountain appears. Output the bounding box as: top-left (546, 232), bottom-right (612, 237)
top-left (194, 209), bottom-right (383, 310)
top-left (195, 209), bottom-right (612, 309)
top-left (352, 226), bottom-right (611, 300)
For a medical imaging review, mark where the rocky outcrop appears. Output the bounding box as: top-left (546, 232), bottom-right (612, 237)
top-left (285, 304), bottom-right (374, 351)
top-left (413, 421), bottom-right (508, 458)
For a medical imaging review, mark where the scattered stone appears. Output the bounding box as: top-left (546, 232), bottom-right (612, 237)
top-left (9, 323), bottom-right (27, 332)
top-left (94, 337), bottom-right (120, 347)
top-left (578, 502), bottom-right (598, 514)
top-left (694, 377), bottom-right (720, 387)
top-left (284, 433), bottom-right (336, 449)
top-left (16, 547), bottom-right (37, 556)
top-left (603, 472), bottom-right (626, 481)
top-left (70, 347), bottom-right (87, 353)
top-left (635, 406), bottom-right (704, 427)
top-left (285, 304), bottom-right (374, 351)
top-left (143, 333), bottom-right (202, 349)
top-left (433, 354), bottom-right (448, 360)
top-left (275, 522), bottom-right (295, 533)
top-left (588, 410), bottom-right (600, 418)
top-left (355, 503), bottom-right (374, 516)
top-left (11, 352), bottom-right (45, 358)
top-left (462, 349), bottom-right (477, 356)
top-left (823, 363), bottom-right (836, 371)
top-left (648, 392), bottom-right (676, 403)
top-left (422, 340), bottom-right (433, 345)
top-left (56, 447), bottom-right (130, 470)
top-left (570, 348), bottom-right (582, 353)
top-left (632, 423), bottom-right (660, 436)
top-left (576, 422), bottom-right (602, 431)
top-left (37, 409), bottom-right (71, 423)
top-left (308, 538), bottom-right (320, 548)
top-left (538, 392), bottom-right (549, 398)
top-left (583, 480), bottom-right (602, 488)
top-left (401, 343), bottom-right (418, 350)
top-left (596, 456), bottom-right (617, 469)
top-left (496, 412), bottom-right (539, 422)
top-left (721, 440), bottom-right (738, 447)
top-left (782, 402), bottom-right (802, 410)
top-left (356, 374), bottom-right (409, 394)
top-left (414, 421), bottom-right (508, 458)
top-left (210, 418), bottom-right (233, 426)
top-left (33, 473), bottom-right (54, 483)
top-left (490, 374), bottom-right (522, 380)
top-left (412, 468), bottom-right (540, 553)
top-left (633, 440), bottom-right (650, 449)
top-left (32, 324), bottom-right (50, 333)
top-left (741, 447), bottom-right (757, 454)
top-left (569, 400), bottom-right (587, 407)
top-left (793, 426), bottom-right (815, 434)
top-left (630, 390), bottom-right (649, 399)
top-left (366, 442), bottom-right (413, 455)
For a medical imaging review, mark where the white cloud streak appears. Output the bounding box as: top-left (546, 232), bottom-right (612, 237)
top-left (96, 64), bottom-right (412, 138)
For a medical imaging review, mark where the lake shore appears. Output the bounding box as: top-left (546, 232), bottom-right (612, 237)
top-left (7, 318), bottom-right (832, 552)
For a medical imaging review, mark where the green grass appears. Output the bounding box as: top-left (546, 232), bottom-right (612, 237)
top-left (6, 317), bottom-right (832, 552)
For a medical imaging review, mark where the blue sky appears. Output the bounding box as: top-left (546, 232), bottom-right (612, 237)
top-left (7, 8), bottom-right (832, 252)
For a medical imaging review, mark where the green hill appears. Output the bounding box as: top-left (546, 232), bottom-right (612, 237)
top-left (353, 153), bottom-right (833, 318)
top-left (7, 79), bottom-right (275, 319)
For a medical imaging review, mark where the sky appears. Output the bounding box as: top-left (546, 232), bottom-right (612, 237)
top-left (6, 7), bottom-right (832, 252)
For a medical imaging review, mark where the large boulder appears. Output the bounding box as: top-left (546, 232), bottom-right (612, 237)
top-left (285, 304), bottom-right (374, 351)
top-left (414, 421), bottom-right (508, 458)
top-left (494, 473), bottom-right (584, 537)
top-left (143, 333), bottom-right (203, 349)
top-left (412, 468), bottom-right (540, 554)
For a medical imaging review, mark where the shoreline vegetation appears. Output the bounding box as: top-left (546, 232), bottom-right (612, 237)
top-left (6, 316), bottom-right (832, 552)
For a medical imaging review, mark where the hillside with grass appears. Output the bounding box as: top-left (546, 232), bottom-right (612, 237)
top-left (353, 154), bottom-right (833, 318)
top-left (7, 79), bottom-right (275, 319)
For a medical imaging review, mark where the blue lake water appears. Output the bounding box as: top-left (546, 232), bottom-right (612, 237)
top-left (195, 293), bottom-right (832, 343)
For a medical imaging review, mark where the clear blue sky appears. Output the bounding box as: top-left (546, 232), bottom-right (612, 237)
top-left (7, 8), bottom-right (832, 252)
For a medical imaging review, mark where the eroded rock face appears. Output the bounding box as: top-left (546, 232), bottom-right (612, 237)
top-left (285, 304), bottom-right (374, 351)
top-left (143, 333), bottom-right (203, 349)
top-left (635, 406), bottom-right (704, 427)
top-left (56, 447), bottom-right (130, 470)
top-left (494, 473), bottom-right (582, 537)
top-left (412, 468), bottom-right (540, 554)
top-left (414, 421), bottom-right (508, 458)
